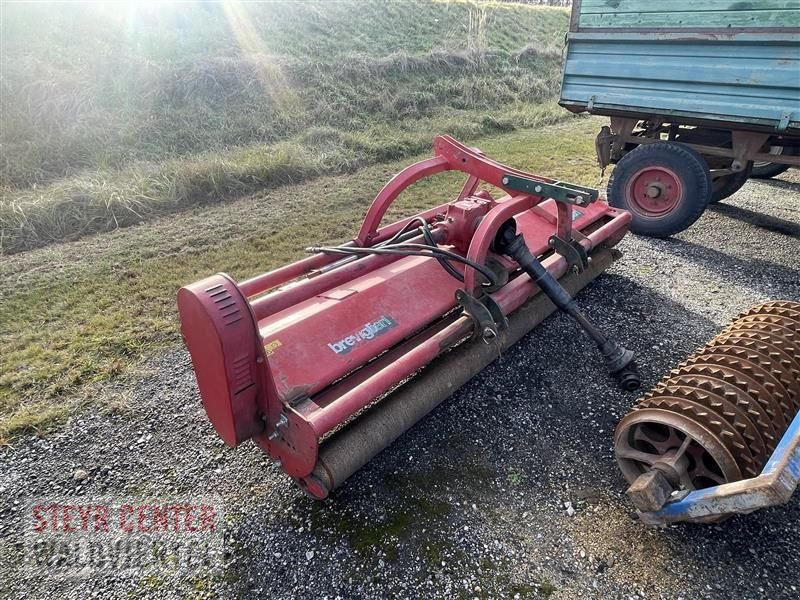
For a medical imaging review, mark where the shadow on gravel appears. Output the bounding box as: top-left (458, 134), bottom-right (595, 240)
top-left (654, 238), bottom-right (800, 292)
top-left (749, 176), bottom-right (800, 194)
top-left (708, 202), bottom-right (800, 238)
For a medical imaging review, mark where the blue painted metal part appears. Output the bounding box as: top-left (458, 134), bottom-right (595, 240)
top-left (559, 31), bottom-right (800, 131)
top-left (639, 408), bottom-right (800, 525)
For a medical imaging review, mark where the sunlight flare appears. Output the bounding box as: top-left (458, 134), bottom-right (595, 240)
top-left (222, 0), bottom-right (298, 111)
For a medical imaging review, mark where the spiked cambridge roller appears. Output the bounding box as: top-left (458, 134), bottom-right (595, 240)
top-left (615, 301), bottom-right (800, 524)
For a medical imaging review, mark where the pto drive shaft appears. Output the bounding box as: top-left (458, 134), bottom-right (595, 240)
top-left (495, 221), bottom-right (641, 391)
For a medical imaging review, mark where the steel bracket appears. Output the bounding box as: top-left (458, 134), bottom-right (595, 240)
top-left (548, 234), bottom-right (589, 274)
top-left (731, 130), bottom-right (770, 172)
top-left (500, 174), bottom-right (598, 206)
top-left (608, 116), bottom-right (639, 163)
top-left (455, 289), bottom-right (508, 342)
top-left (595, 125), bottom-right (613, 170)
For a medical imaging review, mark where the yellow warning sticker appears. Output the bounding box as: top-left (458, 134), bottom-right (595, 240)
top-left (265, 339), bottom-right (282, 356)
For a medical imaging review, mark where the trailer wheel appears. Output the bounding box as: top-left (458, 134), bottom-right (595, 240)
top-left (751, 146), bottom-right (796, 179)
top-left (608, 142), bottom-right (711, 238)
top-left (710, 161), bottom-right (753, 204)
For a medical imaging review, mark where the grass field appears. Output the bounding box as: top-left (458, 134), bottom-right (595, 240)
top-left (1, 0), bottom-right (569, 253)
top-left (0, 1), bottom-right (596, 440)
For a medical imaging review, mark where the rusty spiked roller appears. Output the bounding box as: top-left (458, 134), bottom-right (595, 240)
top-left (614, 301), bottom-right (800, 521)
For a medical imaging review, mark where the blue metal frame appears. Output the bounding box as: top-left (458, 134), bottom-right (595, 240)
top-left (640, 409), bottom-right (800, 525)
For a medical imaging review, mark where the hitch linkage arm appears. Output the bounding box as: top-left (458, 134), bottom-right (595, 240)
top-left (494, 221), bottom-right (641, 391)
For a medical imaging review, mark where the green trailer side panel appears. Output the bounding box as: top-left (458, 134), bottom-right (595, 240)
top-left (581, 0), bottom-right (799, 8)
top-left (559, 33), bottom-right (800, 131)
top-left (562, 2), bottom-right (800, 132)
top-left (578, 0), bottom-right (800, 29)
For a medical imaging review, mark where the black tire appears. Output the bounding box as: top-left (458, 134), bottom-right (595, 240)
top-left (608, 142), bottom-right (711, 238)
top-left (751, 146), bottom-right (796, 179)
top-left (751, 162), bottom-right (790, 179)
top-left (710, 161), bottom-right (753, 203)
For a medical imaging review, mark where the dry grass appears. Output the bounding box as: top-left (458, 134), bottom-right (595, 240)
top-left (0, 102), bottom-right (568, 252)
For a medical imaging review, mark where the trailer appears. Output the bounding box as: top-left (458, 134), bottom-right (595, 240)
top-left (559, 0), bottom-right (800, 237)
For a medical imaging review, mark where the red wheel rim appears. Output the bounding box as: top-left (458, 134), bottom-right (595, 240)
top-left (625, 166), bottom-right (683, 217)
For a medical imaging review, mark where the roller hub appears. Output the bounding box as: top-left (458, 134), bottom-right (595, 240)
top-left (616, 401), bottom-right (743, 490)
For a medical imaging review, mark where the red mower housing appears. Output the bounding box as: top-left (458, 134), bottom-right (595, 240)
top-left (178, 135), bottom-right (631, 498)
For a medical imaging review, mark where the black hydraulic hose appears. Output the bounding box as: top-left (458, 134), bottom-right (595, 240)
top-left (418, 219), bottom-right (464, 282)
top-left (308, 244), bottom-right (500, 287)
top-left (391, 217), bottom-right (464, 282)
top-left (313, 226), bottom-right (428, 275)
top-left (382, 217), bottom-right (427, 246)
top-left (308, 215), bottom-right (501, 288)
top-left (310, 217), bottom-right (472, 283)
top-left (494, 221), bottom-right (640, 391)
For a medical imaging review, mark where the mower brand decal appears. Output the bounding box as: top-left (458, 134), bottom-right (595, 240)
top-left (327, 316), bottom-right (398, 355)
top-left (572, 209), bottom-right (583, 220)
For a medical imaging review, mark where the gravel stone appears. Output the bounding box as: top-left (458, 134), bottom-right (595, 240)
top-left (71, 469), bottom-right (89, 481)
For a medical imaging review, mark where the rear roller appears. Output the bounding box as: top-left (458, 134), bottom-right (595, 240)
top-left (615, 301), bottom-right (800, 522)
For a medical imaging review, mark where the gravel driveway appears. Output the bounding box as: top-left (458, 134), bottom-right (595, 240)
top-left (1, 173), bottom-right (799, 600)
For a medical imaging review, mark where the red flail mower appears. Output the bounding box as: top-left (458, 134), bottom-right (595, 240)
top-left (178, 136), bottom-right (639, 499)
